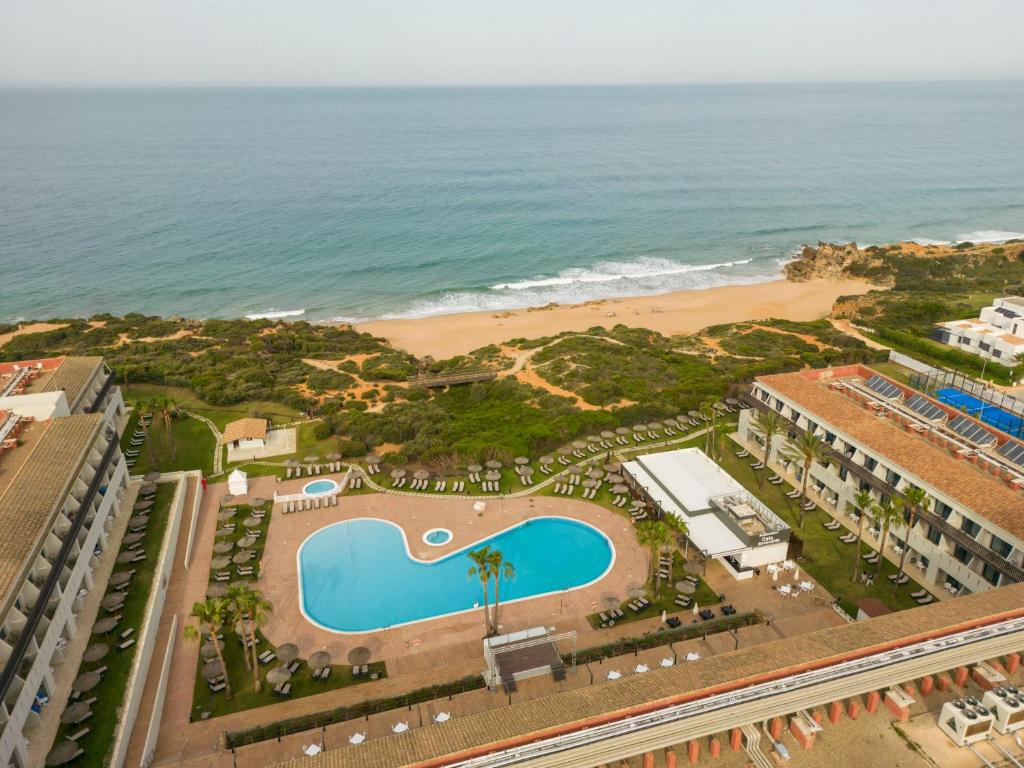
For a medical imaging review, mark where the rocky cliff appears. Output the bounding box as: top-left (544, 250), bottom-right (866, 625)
top-left (784, 242), bottom-right (872, 282)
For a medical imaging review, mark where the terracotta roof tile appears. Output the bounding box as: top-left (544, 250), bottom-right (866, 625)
top-left (38, 356), bottom-right (102, 410)
top-left (223, 418), bottom-right (268, 443)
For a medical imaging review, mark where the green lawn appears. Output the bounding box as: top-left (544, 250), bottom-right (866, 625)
top-left (122, 383), bottom-right (301, 430)
top-left (122, 412), bottom-right (217, 477)
top-left (55, 482), bottom-right (175, 768)
top-left (713, 448), bottom-right (923, 613)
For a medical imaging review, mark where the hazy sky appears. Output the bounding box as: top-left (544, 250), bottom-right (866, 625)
top-left (3, 0), bottom-right (1022, 87)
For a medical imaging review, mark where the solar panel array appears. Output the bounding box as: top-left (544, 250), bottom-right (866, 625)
top-left (998, 440), bottom-right (1024, 467)
top-left (949, 415), bottom-right (997, 447)
top-left (865, 374), bottom-right (903, 400)
top-left (906, 394), bottom-right (947, 422)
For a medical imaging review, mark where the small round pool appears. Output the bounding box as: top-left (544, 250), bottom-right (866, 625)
top-left (303, 479), bottom-right (339, 497)
top-left (423, 528), bottom-right (453, 547)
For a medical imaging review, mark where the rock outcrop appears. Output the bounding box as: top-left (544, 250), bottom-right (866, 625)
top-left (785, 242), bottom-right (867, 282)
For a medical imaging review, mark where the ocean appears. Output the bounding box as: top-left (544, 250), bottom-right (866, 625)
top-left (1, 82), bottom-right (1023, 324)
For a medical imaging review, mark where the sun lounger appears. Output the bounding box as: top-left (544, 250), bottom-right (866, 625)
top-left (863, 553), bottom-right (879, 564)
top-left (750, 460), bottom-right (765, 470)
top-left (769, 475), bottom-right (784, 485)
top-left (119, 638), bottom-right (136, 651)
top-left (802, 500), bottom-right (815, 511)
top-left (785, 489), bottom-right (801, 499)
top-left (887, 573), bottom-right (910, 585)
top-left (675, 595), bottom-right (691, 608)
top-left (915, 594), bottom-right (934, 605)
top-left (909, 588), bottom-right (928, 599)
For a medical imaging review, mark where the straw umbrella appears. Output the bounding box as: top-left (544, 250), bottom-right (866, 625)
top-left (143, 471), bottom-right (161, 483)
top-left (219, 493), bottom-right (235, 506)
top-left (82, 643), bottom-right (108, 663)
top-left (600, 430), bottom-right (615, 440)
top-left (133, 499), bottom-right (153, 512)
top-left (215, 527), bottom-right (234, 538)
top-left (568, 465), bottom-right (583, 476)
top-left (603, 462), bottom-right (621, 473)
top-left (309, 650), bottom-right (332, 670)
top-left (237, 535), bottom-right (257, 549)
top-left (615, 427), bottom-right (629, 436)
top-left (202, 659), bottom-right (225, 680)
top-left (213, 540), bottom-right (234, 554)
top-left (606, 473), bottom-right (623, 483)
top-left (587, 468), bottom-right (604, 480)
top-left (366, 455), bottom-right (381, 465)
top-left (484, 470), bottom-right (501, 482)
top-left (539, 456), bottom-right (554, 467)
top-left (201, 639), bottom-right (225, 660)
top-left (72, 671), bottom-right (102, 693)
top-left (284, 458), bottom-right (300, 468)
top-left (266, 666), bottom-right (291, 685)
top-left (557, 446), bottom-right (572, 457)
top-left (726, 397), bottom-right (741, 407)
top-left (242, 516), bottom-right (261, 528)
top-left (587, 435), bottom-right (602, 445)
top-left (210, 556), bottom-right (231, 570)
top-left (485, 460), bottom-right (503, 470)
top-left (115, 552), bottom-right (137, 564)
top-left (347, 646), bottom-right (371, 665)
top-left (128, 514), bottom-right (149, 528)
top-left (413, 470), bottom-right (430, 481)
top-left (611, 484), bottom-right (629, 495)
top-left (582, 479), bottom-right (598, 490)
top-left (572, 440), bottom-right (587, 451)
top-left (304, 455), bottom-right (320, 463)
top-left (514, 456), bottom-right (530, 466)
top-left (92, 616), bottom-right (119, 633)
top-left (206, 584), bottom-right (228, 598)
top-left (466, 463), bottom-right (483, 473)
top-left (632, 424), bottom-right (647, 434)
top-left (232, 550), bottom-right (253, 565)
top-left (277, 643), bottom-right (300, 663)
top-left (122, 532), bottom-right (144, 545)
top-left (60, 702), bottom-right (92, 724)
top-left (250, 496), bottom-right (267, 507)
top-left (101, 593), bottom-right (124, 610)
top-left (109, 571), bottom-right (132, 587)
top-left (327, 452), bottom-right (342, 461)
top-left (46, 741), bottom-right (82, 766)
top-left (390, 468), bottom-right (407, 480)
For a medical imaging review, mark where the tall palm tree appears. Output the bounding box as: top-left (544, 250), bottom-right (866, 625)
top-left (467, 546), bottom-right (494, 636)
top-left (749, 415), bottom-right (778, 468)
top-left (851, 489), bottom-right (873, 582)
top-left (184, 598), bottom-right (232, 698)
top-left (636, 521), bottom-right (672, 595)
top-left (781, 431), bottom-right (828, 529)
top-left (894, 487), bottom-right (930, 592)
top-left (139, 397), bottom-right (160, 469)
top-left (487, 549), bottom-right (516, 634)
top-left (227, 585), bottom-right (273, 693)
top-left (873, 498), bottom-right (905, 581)
top-left (159, 397), bottom-right (177, 459)
top-left (700, 401), bottom-right (717, 456)
top-left (712, 420), bottom-right (732, 462)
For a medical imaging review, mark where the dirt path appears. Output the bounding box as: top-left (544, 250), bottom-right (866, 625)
top-left (0, 322), bottom-right (67, 348)
top-left (829, 318), bottom-right (890, 350)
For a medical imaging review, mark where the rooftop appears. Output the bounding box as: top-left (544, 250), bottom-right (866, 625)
top-left (223, 417), bottom-right (268, 443)
top-left (37, 356), bottom-right (103, 410)
top-left (756, 369), bottom-right (1024, 538)
top-left (280, 582), bottom-right (1024, 768)
top-left (0, 413), bottom-right (103, 615)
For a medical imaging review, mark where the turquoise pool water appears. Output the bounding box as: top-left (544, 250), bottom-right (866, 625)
top-left (298, 517), bottom-right (614, 632)
top-left (303, 479), bottom-right (338, 496)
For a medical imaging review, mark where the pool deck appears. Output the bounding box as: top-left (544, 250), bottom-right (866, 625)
top-left (260, 480), bottom-right (649, 662)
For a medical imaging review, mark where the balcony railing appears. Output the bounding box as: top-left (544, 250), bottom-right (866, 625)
top-left (85, 372), bottom-right (117, 415)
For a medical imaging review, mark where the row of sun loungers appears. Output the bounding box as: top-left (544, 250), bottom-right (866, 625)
top-left (553, 483), bottom-right (575, 496)
top-left (468, 472), bottom-right (482, 482)
top-left (408, 479), bottom-right (430, 490)
top-left (785, 488), bottom-right (802, 499)
top-left (312, 666), bottom-right (332, 681)
top-left (598, 608), bottom-right (626, 627)
top-left (284, 462), bottom-right (345, 479)
top-left (349, 476), bottom-right (363, 489)
top-left (768, 474), bottom-right (784, 485)
top-left (283, 495), bottom-right (339, 513)
top-left (823, 519), bottom-right (842, 531)
top-left (353, 663), bottom-right (371, 678)
top-left (628, 597), bottom-right (651, 613)
top-left (612, 495), bottom-right (628, 507)
top-left (258, 650), bottom-right (278, 664)
top-left (480, 481), bottom-right (500, 492)
top-left (366, 463), bottom-right (381, 475)
top-left (675, 593), bottom-right (692, 608)
top-left (910, 588), bottom-right (934, 605)
top-left (272, 682), bottom-right (293, 697)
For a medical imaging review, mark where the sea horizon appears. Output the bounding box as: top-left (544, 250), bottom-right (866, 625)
top-left (2, 81), bottom-right (1023, 324)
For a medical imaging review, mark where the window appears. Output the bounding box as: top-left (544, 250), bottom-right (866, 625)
top-left (980, 342), bottom-right (991, 352)
top-left (953, 545), bottom-right (972, 565)
top-left (960, 518), bottom-right (981, 538)
top-left (990, 535), bottom-right (1013, 559)
top-left (982, 563), bottom-right (1001, 587)
top-left (935, 500), bottom-right (954, 520)
top-left (926, 525), bottom-right (941, 545)
top-left (885, 469), bottom-right (902, 486)
top-left (864, 457), bottom-right (878, 472)
top-left (946, 575), bottom-right (963, 591)
top-left (838, 465), bottom-right (849, 482)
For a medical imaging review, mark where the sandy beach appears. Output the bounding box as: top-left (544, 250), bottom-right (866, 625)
top-left (357, 277), bottom-right (879, 359)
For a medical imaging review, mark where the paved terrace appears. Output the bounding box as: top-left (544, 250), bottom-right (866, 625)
top-left (131, 472), bottom-right (842, 768)
top-left (278, 582), bottom-right (1024, 768)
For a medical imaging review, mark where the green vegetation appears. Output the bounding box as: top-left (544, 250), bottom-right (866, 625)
top-left (224, 675), bottom-right (486, 748)
top-left (56, 483), bottom-right (175, 768)
top-left (123, 411), bottom-right (217, 477)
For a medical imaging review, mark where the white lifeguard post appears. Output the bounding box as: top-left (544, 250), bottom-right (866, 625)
top-left (228, 468), bottom-right (248, 497)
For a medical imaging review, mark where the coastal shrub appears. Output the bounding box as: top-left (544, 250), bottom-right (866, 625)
top-left (360, 351), bottom-right (417, 381)
top-left (305, 368), bottom-right (356, 393)
top-left (335, 438), bottom-right (367, 458)
top-left (312, 421), bottom-right (333, 440)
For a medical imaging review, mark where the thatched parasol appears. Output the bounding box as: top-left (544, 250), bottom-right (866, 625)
top-left (219, 493), bottom-right (235, 505)
top-left (237, 535), bottom-right (257, 549)
top-left (206, 584), bottom-right (228, 598)
top-left (100, 593), bottom-right (125, 610)
top-left (610, 484), bottom-right (628, 495)
top-left (648, 422), bottom-right (663, 431)
top-left (581, 479), bottom-right (598, 489)
top-left (284, 458), bottom-right (300, 467)
top-left (347, 646), bottom-right (371, 665)
top-left (485, 460), bottom-right (503, 470)
top-left (92, 616), bottom-right (119, 634)
top-left (201, 639), bottom-right (225, 659)
top-left (202, 659), bottom-right (225, 680)
top-left (60, 702), bottom-right (92, 724)
top-left (365, 455), bottom-right (381, 465)
top-left (514, 456), bottom-right (530, 465)
top-left (122, 532), bottom-right (144, 545)
top-left (630, 499), bottom-right (648, 509)
top-left (539, 456), bottom-right (554, 465)
top-left (276, 642), bottom-right (300, 663)
top-left (232, 550), bottom-right (253, 565)
top-left (327, 452), bottom-right (342, 461)
top-left (484, 470), bottom-right (501, 482)
top-left (72, 671), bottom-right (102, 692)
top-left (632, 424), bottom-right (647, 433)
top-left (600, 430), bottom-right (615, 439)
top-left (568, 465), bottom-right (583, 475)
top-left (587, 468), bottom-right (604, 480)
top-left (413, 470), bottom-right (430, 481)
top-left (143, 471), bottom-right (161, 483)
top-left (132, 499), bottom-right (153, 512)
top-left (726, 397), bottom-right (740, 406)
top-left (213, 540), bottom-right (234, 554)
top-left (304, 454), bottom-right (320, 463)
top-left (217, 509), bottom-right (237, 523)
top-left (266, 666), bottom-right (291, 685)
top-left (615, 427), bottom-right (629, 435)
top-left (115, 552), bottom-right (137, 564)
top-left (128, 515), bottom-right (149, 528)
top-left (309, 650), bottom-right (332, 670)
top-left (390, 468), bottom-right (407, 480)
top-left (215, 527), bottom-right (234, 538)
top-left (210, 556), bottom-right (231, 570)
top-left (251, 497), bottom-right (267, 507)
top-left (557, 446), bottom-right (572, 456)
top-left (466, 463), bottom-right (483, 473)
top-left (46, 741), bottom-right (82, 766)
top-left (242, 516), bottom-right (261, 528)
top-left (109, 571), bottom-right (132, 587)
top-left (82, 643), bottom-right (108, 663)
top-left (606, 473), bottom-right (623, 483)
top-left (572, 440), bottom-right (587, 450)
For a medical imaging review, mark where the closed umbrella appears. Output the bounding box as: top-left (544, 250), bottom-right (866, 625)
top-left (485, 460), bottom-right (502, 470)
top-left (434, 711), bottom-right (451, 723)
top-left (72, 671), bottom-right (101, 692)
top-left (92, 617), bottom-right (119, 634)
top-left (60, 702), bottom-right (92, 724)
top-left (82, 643), bottom-right (108, 663)
top-left (348, 733), bottom-right (366, 745)
top-left (304, 744), bottom-right (322, 756)
top-left (202, 659), bottom-right (225, 680)
top-left (109, 571), bottom-right (132, 587)
top-left (309, 650), bottom-right (332, 670)
top-left (277, 643), bottom-right (300, 663)
top-left (143, 471), bottom-right (161, 483)
top-left (266, 666), bottom-right (291, 685)
top-left (46, 741), bottom-right (81, 766)
top-left (347, 646), bottom-right (371, 665)
top-left (393, 722), bottom-right (409, 734)
top-left (100, 593), bottom-right (124, 610)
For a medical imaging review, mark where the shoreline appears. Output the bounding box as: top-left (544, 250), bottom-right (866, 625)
top-left (355, 277), bottom-right (879, 358)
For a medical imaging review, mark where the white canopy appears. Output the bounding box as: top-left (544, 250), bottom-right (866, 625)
top-left (228, 468), bottom-right (248, 496)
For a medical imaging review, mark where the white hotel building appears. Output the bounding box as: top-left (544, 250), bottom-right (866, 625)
top-left (738, 365), bottom-right (1024, 597)
top-left (0, 358), bottom-right (127, 768)
top-left (935, 296), bottom-right (1024, 367)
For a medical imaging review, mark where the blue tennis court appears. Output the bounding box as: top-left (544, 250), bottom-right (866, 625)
top-left (935, 387), bottom-right (1024, 438)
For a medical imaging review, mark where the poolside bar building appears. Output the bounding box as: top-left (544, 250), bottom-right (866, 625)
top-left (738, 365), bottom-right (1024, 597)
top-left (621, 448), bottom-right (791, 578)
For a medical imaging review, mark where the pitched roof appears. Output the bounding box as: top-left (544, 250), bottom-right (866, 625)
top-left (0, 413), bottom-right (102, 615)
top-left (223, 418), bottom-right (268, 443)
top-left (757, 371), bottom-right (1024, 538)
top-left (270, 583), bottom-right (1024, 768)
top-left (38, 356), bottom-right (102, 410)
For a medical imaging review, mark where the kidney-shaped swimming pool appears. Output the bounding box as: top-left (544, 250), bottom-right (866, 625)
top-left (297, 517), bottom-right (615, 633)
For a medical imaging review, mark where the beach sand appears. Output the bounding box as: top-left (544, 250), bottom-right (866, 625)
top-left (357, 277), bottom-right (878, 359)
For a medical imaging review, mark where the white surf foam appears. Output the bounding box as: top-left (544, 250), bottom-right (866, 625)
top-left (907, 238), bottom-right (950, 246)
top-left (490, 257), bottom-right (753, 292)
top-left (954, 230), bottom-right (1024, 244)
top-left (245, 308), bottom-right (306, 320)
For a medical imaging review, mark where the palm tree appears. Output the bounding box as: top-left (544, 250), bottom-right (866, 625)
top-left (467, 546), bottom-right (494, 636)
top-left (159, 397), bottom-right (177, 459)
top-left (700, 401), bottom-right (717, 456)
top-left (894, 487), bottom-right (930, 592)
top-left (748, 410), bottom-right (784, 487)
top-left (138, 397), bottom-right (160, 468)
top-left (487, 549), bottom-right (516, 634)
top-left (227, 585), bottom-right (274, 692)
top-left (636, 521), bottom-right (672, 595)
top-left (781, 431), bottom-right (828, 529)
top-left (712, 419), bottom-right (732, 462)
top-left (851, 489), bottom-right (873, 582)
top-left (184, 598), bottom-right (232, 698)
top-left (873, 498), bottom-right (905, 581)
